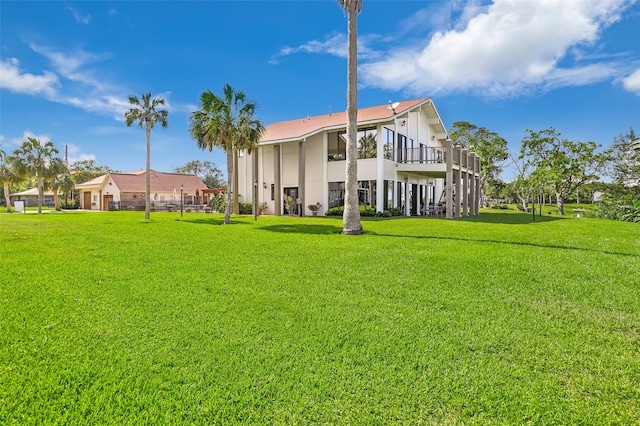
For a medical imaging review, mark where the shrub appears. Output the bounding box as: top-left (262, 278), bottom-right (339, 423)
top-left (325, 208), bottom-right (343, 216)
top-left (239, 202), bottom-right (253, 215)
top-left (621, 200), bottom-right (640, 223)
top-left (361, 207), bottom-right (377, 217)
top-left (209, 196), bottom-right (225, 213)
top-left (59, 200), bottom-right (79, 209)
top-left (490, 203), bottom-right (509, 210)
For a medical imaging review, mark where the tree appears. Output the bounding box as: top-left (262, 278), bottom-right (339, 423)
top-left (124, 92), bottom-right (169, 220)
top-left (520, 128), bottom-right (610, 215)
top-left (189, 84), bottom-right (264, 225)
top-left (69, 159), bottom-right (113, 185)
top-left (0, 146), bottom-right (19, 213)
top-left (508, 151), bottom-right (536, 212)
top-left (608, 127), bottom-right (639, 187)
top-left (44, 158), bottom-right (73, 211)
top-left (339, 0), bottom-right (363, 235)
top-left (449, 122), bottom-right (509, 194)
top-left (11, 137), bottom-right (60, 213)
top-left (174, 160), bottom-right (225, 188)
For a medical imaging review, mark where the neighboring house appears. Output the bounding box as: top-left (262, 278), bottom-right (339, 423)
top-left (9, 188), bottom-right (60, 207)
top-left (74, 170), bottom-right (209, 211)
top-left (237, 98), bottom-right (481, 218)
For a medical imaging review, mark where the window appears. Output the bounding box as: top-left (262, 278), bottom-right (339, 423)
top-left (383, 128), bottom-right (395, 160)
top-left (328, 182), bottom-right (345, 208)
top-left (328, 131), bottom-right (346, 161)
top-left (329, 127), bottom-right (378, 160)
top-left (356, 127), bottom-right (377, 159)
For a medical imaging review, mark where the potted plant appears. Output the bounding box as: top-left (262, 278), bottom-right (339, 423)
top-left (308, 202), bottom-right (321, 216)
top-left (258, 201), bottom-right (267, 215)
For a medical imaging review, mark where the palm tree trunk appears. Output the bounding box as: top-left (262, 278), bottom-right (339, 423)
top-left (53, 190), bottom-right (60, 211)
top-left (37, 176), bottom-right (44, 214)
top-left (233, 152), bottom-right (239, 215)
top-left (342, 1), bottom-right (363, 235)
top-left (225, 149), bottom-right (233, 224)
top-left (145, 120), bottom-right (151, 220)
top-left (3, 181), bottom-right (12, 213)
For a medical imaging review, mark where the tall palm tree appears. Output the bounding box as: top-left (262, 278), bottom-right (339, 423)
top-left (0, 146), bottom-right (18, 213)
top-left (44, 158), bottom-right (72, 211)
top-left (339, 0), bottom-right (363, 235)
top-left (189, 84), bottom-right (264, 225)
top-left (124, 92), bottom-right (169, 220)
top-left (12, 137), bottom-right (59, 213)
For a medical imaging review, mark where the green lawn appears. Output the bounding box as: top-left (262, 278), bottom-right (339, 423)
top-left (1, 211), bottom-right (638, 424)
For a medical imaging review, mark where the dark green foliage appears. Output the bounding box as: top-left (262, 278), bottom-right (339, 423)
top-left (209, 196), bottom-right (225, 213)
top-left (59, 199), bottom-right (79, 209)
top-left (489, 203), bottom-right (510, 210)
top-left (621, 200), bottom-right (640, 223)
top-left (239, 202), bottom-right (253, 214)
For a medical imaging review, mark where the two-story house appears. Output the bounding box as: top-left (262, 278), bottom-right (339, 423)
top-left (237, 98), bottom-right (481, 219)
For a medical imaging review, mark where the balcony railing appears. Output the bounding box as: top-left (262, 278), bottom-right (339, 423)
top-left (387, 146), bottom-right (446, 164)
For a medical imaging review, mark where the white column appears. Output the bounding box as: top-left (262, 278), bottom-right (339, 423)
top-left (376, 125), bottom-right (384, 213)
top-left (470, 153), bottom-right (477, 215)
top-left (446, 139), bottom-right (453, 219)
top-left (462, 150), bottom-right (469, 217)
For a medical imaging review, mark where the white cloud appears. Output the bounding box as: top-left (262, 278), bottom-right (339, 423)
top-left (9, 131), bottom-right (95, 162)
top-left (68, 7), bottom-right (91, 25)
top-left (622, 68), bottom-right (640, 94)
top-left (29, 43), bottom-right (109, 90)
top-left (270, 32), bottom-right (382, 64)
top-left (271, 33), bottom-right (348, 64)
top-left (359, 0), bottom-right (635, 97)
top-left (11, 131), bottom-right (53, 146)
top-left (0, 58), bottom-right (59, 97)
top-left (13, 44), bottom-right (130, 118)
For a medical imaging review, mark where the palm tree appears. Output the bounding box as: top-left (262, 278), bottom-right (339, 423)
top-left (0, 146), bottom-right (18, 213)
top-left (44, 158), bottom-right (72, 211)
top-left (12, 137), bottom-right (59, 213)
top-left (124, 92), bottom-right (169, 220)
top-left (339, 0), bottom-right (363, 235)
top-left (189, 84), bottom-right (264, 225)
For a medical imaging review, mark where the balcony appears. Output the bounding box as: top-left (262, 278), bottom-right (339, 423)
top-left (395, 141), bottom-right (481, 178)
top-left (387, 146), bottom-right (446, 164)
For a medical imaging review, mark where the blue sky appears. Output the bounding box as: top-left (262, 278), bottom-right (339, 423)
top-left (1, 0), bottom-right (639, 181)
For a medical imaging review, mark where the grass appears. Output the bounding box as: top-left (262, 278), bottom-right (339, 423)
top-left (488, 202), bottom-right (600, 217)
top-left (1, 210), bottom-right (639, 424)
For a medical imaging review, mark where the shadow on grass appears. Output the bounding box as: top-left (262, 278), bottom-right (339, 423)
top-left (366, 230), bottom-right (638, 258)
top-left (179, 217), bottom-right (250, 226)
top-left (260, 223), bottom-right (343, 235)
top-left (458, 211), bottom-right (566, 224)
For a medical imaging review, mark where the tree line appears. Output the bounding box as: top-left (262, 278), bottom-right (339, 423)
top-left (450, 121), bottom-right (638, 221)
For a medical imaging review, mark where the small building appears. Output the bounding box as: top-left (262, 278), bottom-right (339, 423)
top-left (9, 188), bottom-right (60, 207)
top-left (74, 170), bottom-right (209, 211)
top-left (237, 98), bottom-right (481, 218)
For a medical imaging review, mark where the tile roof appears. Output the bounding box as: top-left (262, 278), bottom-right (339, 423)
top-left (110, 171), bottom-right (207, 193)
top-left (75, 170), bottom-right (207, 193)
top-left (10, 188), bottom-right (60, 197)
top-left (261, 98), bottom-right (431, 143)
